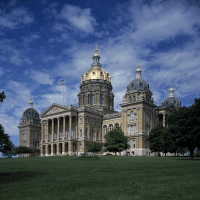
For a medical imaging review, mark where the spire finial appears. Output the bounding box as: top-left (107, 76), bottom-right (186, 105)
top-left (135, 63), bottom-right (142, 78)
top-left (92, 46), bottom-right (101, 66)
top-left (169, 85), bottom-right (174, 97)
top-left (29, 97), bottom-right (33, 108)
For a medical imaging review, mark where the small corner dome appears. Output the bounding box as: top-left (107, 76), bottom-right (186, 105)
top-left (162, 97), bottom-right (181, 108)
top-left (22, 108), bottom-right (40, 119)
top-left (162, 86), bottom-right (181, 108)
top-left (126, 64), bottom-right (150, 92)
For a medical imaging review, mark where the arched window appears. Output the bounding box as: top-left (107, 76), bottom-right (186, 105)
top-left (129, 96), bottom-right (131, 103)
top-left (80, 129), bottom-right (82, 137)
top-left (115, 123), bottom-right (119, 129)
top-left (103, 125), bottom-right (107, 135)
top-left (109, 124), bottom-right (113, 132)
top-left (73, 143), bottom-right (76, 152)
top-left (139, 83), bottom-right (143, 90)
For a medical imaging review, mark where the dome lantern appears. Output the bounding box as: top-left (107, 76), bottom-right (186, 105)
top-left (169, 85), bottom-right (174, 97)
top-left (91, 46), bottom-right (101, 67)
top-left (29, 98), bottom-right (33, 108)
top-left (135, 64), bottom-right (142, 78)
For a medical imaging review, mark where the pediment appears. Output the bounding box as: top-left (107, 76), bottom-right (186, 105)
top-left (41, 104), bottom-right (68, 116)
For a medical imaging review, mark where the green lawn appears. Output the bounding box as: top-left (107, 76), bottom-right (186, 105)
top-left (0, 156), bottom-right (200, 200)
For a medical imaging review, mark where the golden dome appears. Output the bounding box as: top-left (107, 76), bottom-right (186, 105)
top-left (82, 67), bottom-right (111, 83)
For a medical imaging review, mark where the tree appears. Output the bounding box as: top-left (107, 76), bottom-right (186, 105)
top-left (0, 91), bottom-right (6, 103)
top-left (87, 142), bottom-right (101, 156)
top-left (103, 128), bottom-right (129, 155)
top-left (166, 98), bottom-right (200, 160)
top-left (0, 124), bottom-right (12, 154)
top-left (2, 144), bottom-right (16, 158)
top-left (149, 124), bottom-right (174, 156)
top-left (14, 146), bottom-right (33, 156)
top-left (149, 124), bottom-right (164, 154)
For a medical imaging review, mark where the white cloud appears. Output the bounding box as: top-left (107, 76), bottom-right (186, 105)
top-left (59, 4), bottom-right (96, 34)
top-left (22, 34), bottom-right (41, 43)
top-left (0, 40), bottom-right (32, 66)
top-left (0, 7), bottom-right (34, 29)
top-left (27, 70), bottom-right (54, 85)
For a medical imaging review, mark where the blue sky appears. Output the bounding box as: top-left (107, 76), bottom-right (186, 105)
top-left (0, 0), bottom-right (200, 148)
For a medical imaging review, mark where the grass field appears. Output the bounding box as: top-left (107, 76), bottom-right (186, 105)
top-left (0, 156), bottom-right (200, 200)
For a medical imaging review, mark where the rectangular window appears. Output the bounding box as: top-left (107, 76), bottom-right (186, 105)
top-left (85, 96), bottom-right (88, 105)
top-left (92, 95), bottom-right (95, 105)
top-left (146, 115), bottom-right (150, 123)
top-left (79, 118), bottom-right (82, 123)
top-left (80, 129), bottom-right (82, 137)
top-left (85, 129), bottom-right (88, 137)
top-left (127, 126), bottom-right (130, 134)
top-left (133, 140), bottom-right (136, 148)
top-left (130, 125), bottom-right (135, 134)
top-left (146, 126), bottom-right (150, 134)
top-left (131, 112), bottom-right (134, 121)
top-left (100, 95), bottom-right (103, 105)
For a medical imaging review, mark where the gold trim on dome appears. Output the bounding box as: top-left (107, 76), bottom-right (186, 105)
top-left (81, 67), bottom-right (111, 83)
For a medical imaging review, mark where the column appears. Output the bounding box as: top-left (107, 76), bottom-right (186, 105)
top-left (40, 145), bottom-right (43, 156)
top-left (51, 143), bottom-right (54, 155)
top-left (52, 118), bottom-right (54, 140)
top-left (27, 128), bottom-right (30, 147)
top-left (82, 116), bottom-right (85, 138)
top-left (57, 143), bottom-right (60, 155)
top-left (47, 121), bottom-right (49, 141)
top-left (63, 116), bottom-right (66, 139)
top-left (57, 117), bottom-right (60, 140)
top-left (94, 120), bottom-right (97, 141)
top-left (163, 114), bottom-right (166, 127)
top-left (69, 115), bottom-right (72, 138)
top-left (45, 144), bottom-right (48, 156)
top-left (75, 117), bottom-right (78, 139)
top-left (19, 131), bottom-right (22, 146)
top-left (46, 120), bottom-right (49, 141)
top-left (88, 118), bottom-right (90, 139)
top-left (68, 141), bottom-right (72, 155)
top-left (62, 142), bottom-right (66, 155)
top-left (99, 120), bottom-right (102, 141)
top-left (41, 121), bottom-right (44, 142)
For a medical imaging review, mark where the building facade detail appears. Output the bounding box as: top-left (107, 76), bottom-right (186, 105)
top-left (18, 47), bottom-right (181, 157)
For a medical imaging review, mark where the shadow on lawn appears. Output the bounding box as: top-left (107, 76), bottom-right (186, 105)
top-left (0, 171), bottom-right (47, 183)
top-left (174, 158), bottom-right (200, 161)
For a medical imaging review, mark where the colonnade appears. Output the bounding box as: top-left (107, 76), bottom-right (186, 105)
top-left (41, 115), bottom-right (77, 142)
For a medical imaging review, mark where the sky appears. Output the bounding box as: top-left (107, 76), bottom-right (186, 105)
top-left (0, 0), bottom-right (200, 148)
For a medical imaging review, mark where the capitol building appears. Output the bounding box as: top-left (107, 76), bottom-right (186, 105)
top-left (18, 47), bottom-right (181, 157)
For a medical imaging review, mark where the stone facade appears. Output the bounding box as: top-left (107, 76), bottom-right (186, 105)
top-left (18, 47), bottom-right (181, 157)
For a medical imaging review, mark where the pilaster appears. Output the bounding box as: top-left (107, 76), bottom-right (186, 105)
top-left (63, 116), bottom-right (66, 139)
top-left (57, 117), bottom-right (60, 139)
top-left (69, 115), bottom-right (72, 138)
